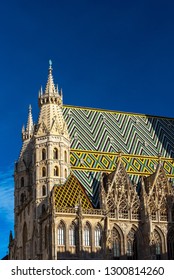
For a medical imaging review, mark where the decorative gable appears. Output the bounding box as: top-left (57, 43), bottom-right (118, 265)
top-left (100, 159), bottom-right (140, 219)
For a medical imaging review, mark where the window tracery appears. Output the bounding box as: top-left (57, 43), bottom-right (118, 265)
top-left (69, 224), bottom-right (76, 246)
top-left (118, 201), bottom-right (128, 219)
top-left (131, 202), bottom-right (140, 220)
top-left (83, 223), bottom-right (91, 247)
top-left (58, 222), bottom-right (65, 246)
top-left (95, 224), bottom-right (102, 247)
top-left (127, 228), bottom-right (138, 259)
top-left (151, 229), bottom-right (162, 260)
top-left (112, 227), bottom-right (121, 259)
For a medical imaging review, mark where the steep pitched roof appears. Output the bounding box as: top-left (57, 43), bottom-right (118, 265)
top-left (53, 173), bottom-right (93, 209)
top-left (62, 105), bottom-right (174, 205)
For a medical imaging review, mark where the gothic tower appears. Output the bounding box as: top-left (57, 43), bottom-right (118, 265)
top-left (35, 60), bottom-right (70, 218)
top-left (12, 61), bottom-right (70, 259)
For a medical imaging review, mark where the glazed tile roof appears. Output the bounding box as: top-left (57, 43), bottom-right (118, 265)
top-left (62, 105), bottom-right (174, 206)
top-left (54, 173), bottom-right (93, 209)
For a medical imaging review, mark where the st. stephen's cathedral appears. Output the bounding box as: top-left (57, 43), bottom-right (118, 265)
top-left (9, 61), bottom-right (174, 260)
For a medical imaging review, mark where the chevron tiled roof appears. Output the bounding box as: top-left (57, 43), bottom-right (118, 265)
top-left (62, 105), bottom-right (174, 206)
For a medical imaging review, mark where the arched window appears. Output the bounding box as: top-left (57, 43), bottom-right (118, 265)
top-left (83, 223), bottom-right (91, 246)
top-left (151, 229), bottom-right (162, 260)
top-left (21, 177), bottom-right (24, 188)
top-left (127, 240), bottom-right (133, 258)
top-left (42, 185), bottom-right (46, 196)
top-left (58, 222), bottom-right (65, 245)
top-left (95, 225), bottom-right (102, 247)
top-left (53, 148), bottom-right (58, 159)
top-left (69, 224), bottom-right (76, 246)
top-left (42, 148), bottom-right (46, 160)
top-left (64, 150), bottom-right (67, 163)
top-left (127, 228), bottom-right (138, 260)
top-left (54, 166), bottom-right (59, 176)
top-left (112, 227), bottom-right (121, 259)
top-left (42, 204), bottom-right (46, 214)
top-left (64, 168), bottom-right (67, 178)
top-left (42, 167), bottom-right (46, 177)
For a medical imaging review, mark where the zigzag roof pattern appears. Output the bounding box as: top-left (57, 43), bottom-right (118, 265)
top-left (62, 105), bottom-right (174, 206)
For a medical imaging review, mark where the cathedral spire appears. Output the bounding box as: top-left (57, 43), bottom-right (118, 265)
top-left (45, 60), bottom-right (57, 95)
top-left (26, 105), bottom-right (34, 134)
top-left (38, 60), bottom-right (62, 108)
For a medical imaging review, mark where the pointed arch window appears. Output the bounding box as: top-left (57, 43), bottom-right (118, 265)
top-left (83, 223), bottom-right (91, 246)
top-left (53, 148), bottom-right (58, 159)
top-left (151, 230), bottom-right (162, 260)
top-left (21, 177), bottom-right (24, 188)
top-left (42, 167), bottom-right (46, 177)
top-left (64, 150), bottom-right (67, 163)
top-left (58, 222), bottom-right (65, 245)
top-left (127, 240), bottom-right (133, 258)
top-left (54, 166), bottom-right (59, 176)
top-left (69, 224), bottom-right (76, 246)
top-left (42, 148), bottom-right (46, 160)
top-left (65, 168), bottom-right (67, 178)
top-left (127, 228), bottom-right (138, 260)
top-left (112, 228), bottom-right (121, 259)
top-left (42, 185), bottom-right (46, 196)
top-left (95, 225), bottom-right (102, 247)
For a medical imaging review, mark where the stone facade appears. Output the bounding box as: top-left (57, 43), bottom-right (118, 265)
top-left (9, 62), bottom-right (174, 260)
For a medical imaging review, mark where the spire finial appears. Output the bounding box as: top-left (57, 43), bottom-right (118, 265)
top-left (26, 105), bottom-right (34, 134)
top-left (49, 59), bottom-right (52, 69)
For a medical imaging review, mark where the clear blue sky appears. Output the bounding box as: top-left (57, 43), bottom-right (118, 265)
top-left (1, 0), bottom-right (174, 259)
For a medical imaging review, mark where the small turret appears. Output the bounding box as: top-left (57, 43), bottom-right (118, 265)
top-left (22, 105), bottom-right (34, 141)
top-left (9, 230), bottom-right (13, 243)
